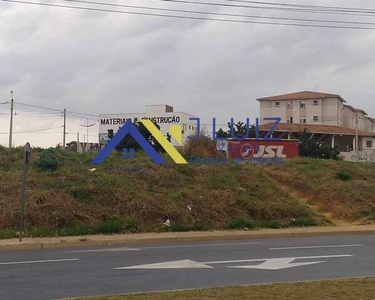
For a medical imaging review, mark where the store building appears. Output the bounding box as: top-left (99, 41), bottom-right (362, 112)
top-left (99, 105), bottom-right (196, 146)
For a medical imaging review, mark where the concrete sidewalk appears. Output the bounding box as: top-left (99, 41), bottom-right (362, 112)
top-left (2, 225), bottom-right (375, 251)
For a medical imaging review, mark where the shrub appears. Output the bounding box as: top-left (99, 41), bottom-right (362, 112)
top-left (34, 148), bottom-right (64, 171)
top-left (227, 218), bottom-right (254, 230)
top-left (335, 170), bottom-right (353, 181)
top-left (60, 224), bottom-right (91, 236)
top-left (258, 221), bottom-right (282, 229)
top-left (181, 131), bottom-right (222, 160)
top-left (96, 219), bottom-right (124, 234)
top-left (125, 218), bottom-right (139, 233)
top-left (290, 217), bottom-right (317, 227)
top-left (0, 229), bottom-right (18, 239)
top-left (70, 187), bottom-right (91, 204)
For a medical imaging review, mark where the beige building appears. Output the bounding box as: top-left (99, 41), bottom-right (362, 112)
top-left (258, 91), bottom-right (375, 133)
top-left (258, 91), bottom-right (346, 126)
top-left (257, 91), bottom-right (375, 161)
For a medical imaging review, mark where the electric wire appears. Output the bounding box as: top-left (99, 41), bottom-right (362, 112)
top-left (60, 0), bottom-right (375, 26)
top-left (14, 101), bottom-right (62, 112)
top-left (138, 0), bottom-right (375, 17)
top-left (0, 126), bottom-right (63, 134)
top-left (1, 0), bottom-right (375, 30)
top-left (223, 0), bottom-right (375, 13)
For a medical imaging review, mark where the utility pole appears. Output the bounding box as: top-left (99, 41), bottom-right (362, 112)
top-left (9, 91), bottom-right (14, 148)
top-left (19, 142), bottom-right (30, 242)
top-left (355, 113), bottom-right (359, 163)
top-left (77, 132), bottom-right (80, 153)
top-left (80, 119), bottom-right (96, 152)
top-left (63, 109), bottom-right (66, 150)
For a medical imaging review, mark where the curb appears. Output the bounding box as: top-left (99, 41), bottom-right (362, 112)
top-left (2, 226), bottom-right (375, 251)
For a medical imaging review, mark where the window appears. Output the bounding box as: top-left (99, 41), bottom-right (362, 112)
top-left (275, 102), bottom-right (280, 107)
top-left (313, 116), bottom-right (319, 122)
top-left (313, 100), bottom-right (319, 106)
top-left (366, 140), bottom-right (372, 148)
top-left (287, 101), bottom-right (293, 109)
top-left (287, 117), bottom-right (293, 124)
top-left (300, 118), bottom-right (307, 124)
top-left (300, 101), bottom-right (306, 109)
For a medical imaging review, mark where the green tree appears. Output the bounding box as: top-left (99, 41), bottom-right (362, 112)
top-left (298, 129), bottom-right (340, 160)
top-left (66, 141), bottom-right (77, 152)
top-left (216, 121), bottom-right (256, 139)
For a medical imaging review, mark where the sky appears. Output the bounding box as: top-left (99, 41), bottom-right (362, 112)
top-left (1, 0), bottom-right (375, 147)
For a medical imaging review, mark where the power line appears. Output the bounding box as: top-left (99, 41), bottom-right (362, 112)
top-left (0, 126), bottom-right (63, 134)
top-left (13, 113), bottom-right (62, 118)
top-left (13, 101), bottom-right (99, 119)
top-left (224, 0), bottom-right (375, 13)
top-left (66, 110), bottom-right (99, 118)
top-left (60, 0), bottom-right (375, 26)
top-left (2, 0), bottom-right (375, 30)
top-left (141, 0), bottom-right (375, 17)
top-left (14, 101), bottom-right (62, 112)
top-left (0, 102), bottom-right (9, 105)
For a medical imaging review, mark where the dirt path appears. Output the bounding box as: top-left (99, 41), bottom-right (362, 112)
top-left (264, 169), bottom-right (352, 226)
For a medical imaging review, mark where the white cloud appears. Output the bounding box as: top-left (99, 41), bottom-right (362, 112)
top-left (1, 0), bottom-right (375, 146)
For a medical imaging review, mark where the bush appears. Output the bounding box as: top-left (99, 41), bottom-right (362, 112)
top-left (70, 187), bottom-right (91, 204)
top-left (125, 218), bottom-right (139, 233)
top-left (227, 218), bottom-right (254, 230)
top-left (290, 217), bottom-right (317, 227)
top-left (258, 221), bottom-right (282, 229)
top-left (0, 229), bottom-right (18, 239)
top-left (96, 219), bottom-right (124, 234)
top-left (335, 170), bottom-right (353, 181)
top-left (34, 148), bottom-right (64, 171)
top-left (60, 224), bottom-right (91, 236)
top-left (182, 131), bottom-right (222, 159)
top-left (166, 222), bottom-right (212, 232)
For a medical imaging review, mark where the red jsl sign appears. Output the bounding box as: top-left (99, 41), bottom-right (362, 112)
top-left (228, 140), bottom-right (299, 159)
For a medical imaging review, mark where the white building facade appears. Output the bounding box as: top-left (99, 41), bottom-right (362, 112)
top-left (99, 105), bottom-right (196, 146)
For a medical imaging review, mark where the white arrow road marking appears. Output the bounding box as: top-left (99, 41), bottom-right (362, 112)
top-left (115, 255), bottom-right (352, 270)
top-left (269, 244), bottom-right (363, 251)
top-left (228, 258), bottom-right (325, 270)
top-left (115, 259), bottom-right (213, 270)
top-left (0, 258), bottom-right (79, 266)
top-left (68, 247), bottom-right (141, 253)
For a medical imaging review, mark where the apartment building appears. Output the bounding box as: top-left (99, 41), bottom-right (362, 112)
top-left (258, 91), bottom-right (346, 126)
top-left (257, 91), bottom-right (375, 160)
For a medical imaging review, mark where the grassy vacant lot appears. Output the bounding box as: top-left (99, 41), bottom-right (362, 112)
top-left (1, 146), bottom-right (375, 238)
top-left (267, 158), bottom-right (375, 221)
top-left (0, 147), bottom-right (324, 238)
top-left (76, 278), bottom-right (375, 300)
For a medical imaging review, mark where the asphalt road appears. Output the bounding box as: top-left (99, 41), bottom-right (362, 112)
top-left (1, 234), bottom-right (375, 300)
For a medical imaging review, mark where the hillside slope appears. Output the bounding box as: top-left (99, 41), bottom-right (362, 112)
top-left (0, 147), bottom-right (326, 237)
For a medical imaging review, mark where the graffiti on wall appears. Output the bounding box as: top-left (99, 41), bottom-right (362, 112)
top-left (341, 151), bottom-right (375, 162)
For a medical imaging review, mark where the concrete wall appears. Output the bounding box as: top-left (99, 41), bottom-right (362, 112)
top-left (340, 150), bottom-right (375, 162)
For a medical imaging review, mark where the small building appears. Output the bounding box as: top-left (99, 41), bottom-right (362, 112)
top-left (99, 105), bottom-right (196, 146)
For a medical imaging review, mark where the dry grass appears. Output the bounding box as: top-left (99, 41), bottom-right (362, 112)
top-left (181, 131), bottom-right (222, 159)
top-left (75, 277), bottom-right (375, 300)
top-left (266, 158), bottom-right (375, 221)
top-left (0, 147), bottom-right (319, 237)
